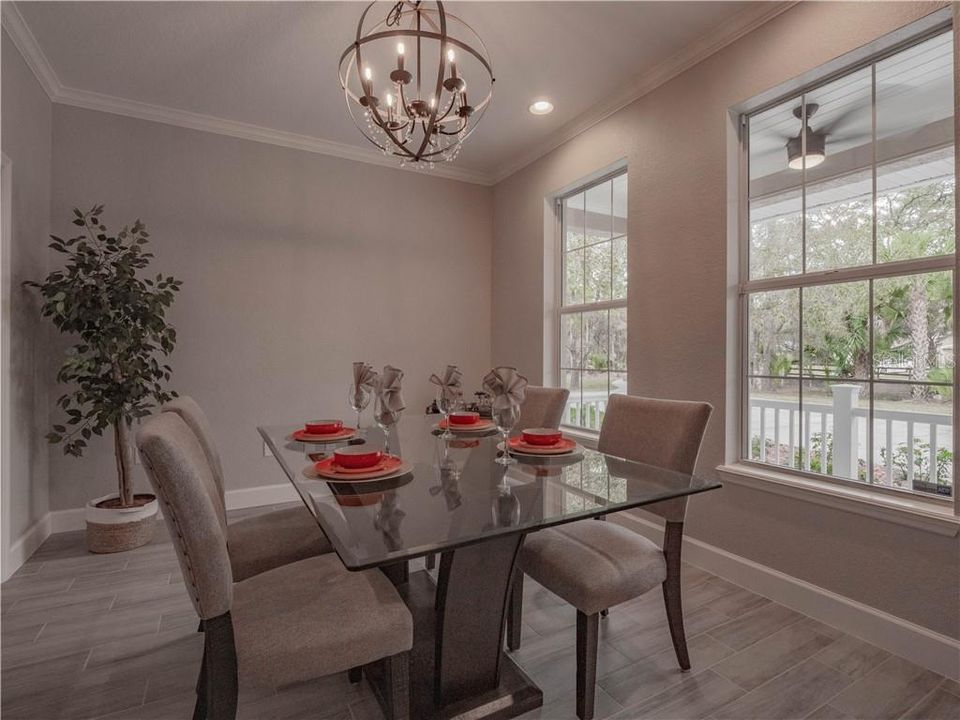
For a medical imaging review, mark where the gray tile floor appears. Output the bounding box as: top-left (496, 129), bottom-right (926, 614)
top-left (2, 505), bottom-right (957, 720)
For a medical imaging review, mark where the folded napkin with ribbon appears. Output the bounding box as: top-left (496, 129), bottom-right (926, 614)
top-left (482, 366), bottom-right (529, 411)
top-left (430, 364), bottom-right (463, 402)
top-left (376, 365), bottom-right (405, 420)
top-left (352, 361), bottom-right (378, 402)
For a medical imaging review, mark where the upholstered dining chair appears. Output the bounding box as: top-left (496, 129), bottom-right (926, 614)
top-left (137, 413), bottom-right (412, 720)
top-left (164, 396), bottom-right (332, 581)
top-left (516, 386), bottom-right (570, 431)
top-left (508, 394), bottom-right (712, 720)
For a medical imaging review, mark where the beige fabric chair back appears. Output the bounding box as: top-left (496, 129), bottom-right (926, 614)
top-left (598, 394), bottom-right (712, 521)
top-left (518, 386), bottom-right (570, 431)
top-left (163, 395), bottom-right (227, 526)
top-left (137, 412), bottom-right (233, 620)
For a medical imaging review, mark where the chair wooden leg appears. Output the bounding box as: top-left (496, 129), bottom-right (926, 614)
top-left (348, 666), bottom-right (363, 684)
top-left (384, 652), bottom-right (410, 720)
top-left (506, 568), bottom-right (523, 651)
top-left (200, 612), bottom-right (239, 720)
top-left (662, 520), bottom-right (690, 671)
top-left (576, 611), bottom-right (599, 720)
top-left (192, 646), bottom-right (207, 720)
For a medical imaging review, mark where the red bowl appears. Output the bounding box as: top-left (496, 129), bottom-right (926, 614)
top-left (450, 411), bottom-right (480, 426)
top-left (305, 419), bottom-right (343, 435)
top-left (522, 428), bottom-right (563, 446)
top-left (334, 446), bottom-right (383, 469)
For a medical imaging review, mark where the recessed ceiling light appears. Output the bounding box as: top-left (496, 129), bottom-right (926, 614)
top-left (529, 100), bottom-right (554, 115)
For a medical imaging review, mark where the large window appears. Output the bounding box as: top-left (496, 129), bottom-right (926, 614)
top-left (558, 170), bottom-right (627, 431)
top-left (742, 28), bottom-right (955, 500)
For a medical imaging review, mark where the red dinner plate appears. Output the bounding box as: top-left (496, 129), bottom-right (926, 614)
top-left (313, 455), bottom-right (405, 481)
top-left (290, 427), bottom-right (356, 442)
top-left (507, 437), bottom-right (577, 455)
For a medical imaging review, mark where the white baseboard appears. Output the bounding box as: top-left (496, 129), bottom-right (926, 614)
top-left (613, 511), bottom-right (960, 681)
top-left (224, 482), bottom-right (298, 510)
top-left (2, 513), bottom-right (51, 581)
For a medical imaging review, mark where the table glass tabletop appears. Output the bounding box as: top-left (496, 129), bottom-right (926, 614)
top-left (258, 415), bottom-right (721, 570)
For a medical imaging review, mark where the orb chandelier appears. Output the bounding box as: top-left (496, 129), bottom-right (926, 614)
top-left (338, 1), bottom-right (494, 169)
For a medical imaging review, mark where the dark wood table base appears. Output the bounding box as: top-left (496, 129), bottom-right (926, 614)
top-left (367, 541), bottom-right (543, 720)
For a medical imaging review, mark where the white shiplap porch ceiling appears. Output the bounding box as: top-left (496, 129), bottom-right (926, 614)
top-left (2, 1), bottom-right (796, 185)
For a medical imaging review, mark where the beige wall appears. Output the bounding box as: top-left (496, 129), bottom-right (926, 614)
top-left (492, 1), bottom-right (960, 638)
top-left (49, 105), bottom-right (493, 510)
top-left (1, 29), bottom-right (51, 552)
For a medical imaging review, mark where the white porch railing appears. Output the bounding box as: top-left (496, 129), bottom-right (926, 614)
top-left (750, 383), bottom-right (952, 494)
top-left (566, 398), bottom-right (607, 431)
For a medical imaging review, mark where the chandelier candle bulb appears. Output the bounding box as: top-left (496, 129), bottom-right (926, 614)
top-left (397, 42), bottom-right (405, 71)
top-left (447, 48), bottom-right (458, 79)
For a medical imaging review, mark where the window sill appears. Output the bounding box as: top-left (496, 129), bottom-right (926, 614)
top-left (561, 426), bottom-right (599, 449)
top-left (716, 463), bottom-right (960, 537)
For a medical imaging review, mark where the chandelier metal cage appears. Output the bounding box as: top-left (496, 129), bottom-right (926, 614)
top-left (338, 1), bottom-right (494, 168)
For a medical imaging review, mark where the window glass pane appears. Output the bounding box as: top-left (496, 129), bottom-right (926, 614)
top-left (560, 313), bottom-right (582, 370)
top-left (877, 148), bottom-right (955, 262)
top-left (804, 169), bottom-right (873, 271)
top-left (612, 174), bottom-right (627, 237)
top-left (585, 181), bottom-right (612, 244)
top-left (585, 241), bottom-right (612, 302)
top-left (748, 289), bottom-right (799, 377)
top-left (610, 371), bottom-right (627, 397)
top-left (802, 281), bottom-right (870, 380)
top-left (612, 236), bottom-right (627, 300)
top-left (801, 380), bottom-right (869, 480)
top-left (561, 369), bottom-right (582, 427)
top-left (581, 370), bottom-right (608, 432)
top-left (750, 189), bottom-right (803, 279)
top-left (564, 193), bottom-right (585, 251)
top-left (874, 271), bottom-right (953, 384)
top-left (610, 307), bottom-right (627, 371)
top-left (563, 249), bottom-right (584, 306)
top-left (873, 382), bottom-right (952, 498)
top-left (877, 31), bottom-right (954, 262)
top-left (747, 379), bottom-right (800, 469)
top-left (802, 66), bottom-right (873, 271)
top-left (748, 98), bottom-right (803, 279)
top-left (582, 310), bottom-right (609, 371)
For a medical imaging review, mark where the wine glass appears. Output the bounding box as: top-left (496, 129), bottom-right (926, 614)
top-left (374, 394), bottom-right (400, 455)
top-left (493, 403), bottom-right (520, 465)
top-left (347, 384), bottom-right (371, 431)
top-left (437, 389), bottom-right (460, 440)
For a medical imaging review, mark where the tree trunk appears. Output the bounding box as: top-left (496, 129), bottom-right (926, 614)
top-left (114, 420), bottom-right (134, 508)
top-left (907, 278), bottom-right (930, 400)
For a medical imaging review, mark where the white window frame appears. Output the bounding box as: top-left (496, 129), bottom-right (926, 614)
top-left (735, 18), bottom-right (959, 517)
top-left (554, 168), bottom-right (628, 434)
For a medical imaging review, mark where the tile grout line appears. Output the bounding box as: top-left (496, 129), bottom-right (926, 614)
top-left (806, 653), bottom-right (901, 715)
top-left (895, 683), bottom-right (943, 720)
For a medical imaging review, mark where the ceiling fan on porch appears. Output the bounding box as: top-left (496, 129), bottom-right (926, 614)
top-left (782, 102), bottom-right (871, 171)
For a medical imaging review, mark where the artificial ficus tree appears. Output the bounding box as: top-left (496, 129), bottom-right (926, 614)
top-left (25, 205), bottom-right (181, 508)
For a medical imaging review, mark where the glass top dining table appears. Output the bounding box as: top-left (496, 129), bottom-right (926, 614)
top-left (258, 414), bottom-right (722, 571)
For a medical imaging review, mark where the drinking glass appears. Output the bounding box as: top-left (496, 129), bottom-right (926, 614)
top-left (493, 403), bottom-right (520, 465)
top-left (347, 384), bottom-right (371, 430)
top-left (437, 389), bottom-right (460, 440)
top-left (374, 394), bottom-right (401, 455)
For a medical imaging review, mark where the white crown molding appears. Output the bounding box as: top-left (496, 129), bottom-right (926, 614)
top-left (490, 1), bottom-right (799, 184)
top-left (1, 0), bottom-right (59, 99)
top-left (3, 0), bottom-right (796, 188)
top-left (52, 85), bottom-right (496, 185)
